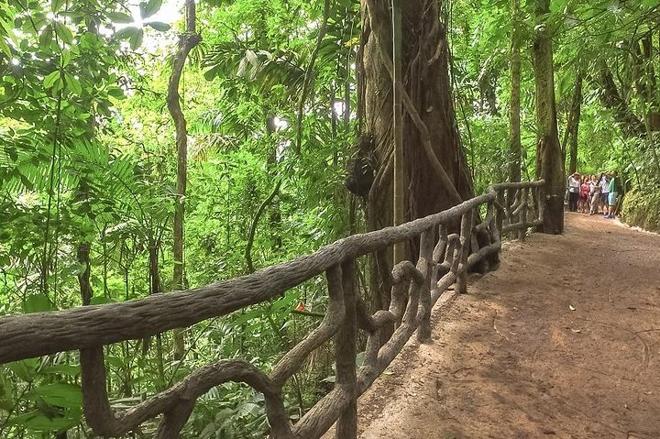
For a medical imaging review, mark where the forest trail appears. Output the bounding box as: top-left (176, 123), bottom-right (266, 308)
top-left (354, 213), bottom-right (660, 439)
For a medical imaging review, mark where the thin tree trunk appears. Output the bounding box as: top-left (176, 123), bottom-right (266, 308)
top-left (598, 62), bottom-right (645, 137)
top-left (508, 0), bottom-right (522, 206)
top-left (294, 0), bottom-right (331, 155)
top-left (532, 0), bottom-right (564, 234)
top-left (391, 0), bottom-right (405, 265)
top-left (78, 243), bottom-right (92, 306)
top-left (144, 241), bottom-right (165, 386)
top-left (266, 116), bottom-right (282, 250)
top-left (168, 0), bottom-right (201, 361)
top-left (565, 71), bottom-right (583, 174)
top-left (508, 0), bottom-right (521, 182)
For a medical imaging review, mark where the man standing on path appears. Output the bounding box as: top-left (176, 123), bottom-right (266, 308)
top-left (606, 171), bottom-right (620, 219)
top-left (568, 173), bottom-right (580, 212)
top-left (600, 173), bottom-right (610, 217)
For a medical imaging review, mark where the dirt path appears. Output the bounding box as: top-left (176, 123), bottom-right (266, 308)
top-left (356, 213), bottom-right (660, 439)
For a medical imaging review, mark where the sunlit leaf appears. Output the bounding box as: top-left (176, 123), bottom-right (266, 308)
top-left (145, 21), bottom-right (170, 32)
top-left (54, 22), bottom-right (73, 44)
top-left (139, 0), bottom-right (162, 19)
top-left (43, 70), bottom-right (60, 89)
top-left (107, 11), bottom-right (134, 24)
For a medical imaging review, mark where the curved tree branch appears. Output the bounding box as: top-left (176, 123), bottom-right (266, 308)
top-left (80, 347), bottom-right (292, 438)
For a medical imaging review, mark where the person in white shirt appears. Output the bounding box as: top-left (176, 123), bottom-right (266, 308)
top-left (589, 174), bottom-right (601, 214)
top-left (567, 173), bottom-right (581, 212)
top-left (599, 173), bottom-right (610, 216)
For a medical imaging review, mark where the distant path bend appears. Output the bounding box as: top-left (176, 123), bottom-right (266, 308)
top-left (355, 213), bottom-right (660, 439)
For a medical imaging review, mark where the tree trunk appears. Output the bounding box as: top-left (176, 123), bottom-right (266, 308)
top-left (508, 0), bottom-right (522, 205)
top-left (78, 243), bottom-right (92, 306)
top-left (266, 115), bottom-right (282, 250)
top-left (144, 240), bottom-right (165, 386)
top-left (532, 0), bottom-right (564, 234)
top-left (598, 62), bottom-right (645, 137)
top-left (565, 71), bottom-right (583, 175)
top-left (148, 241), bottom-right (161, 297)
top-left (391, 0), bottom-right (405, 264)
top-left (360, 0), bottom-right (474, 310)
top-left (168, 0), bottom-right (201, 361)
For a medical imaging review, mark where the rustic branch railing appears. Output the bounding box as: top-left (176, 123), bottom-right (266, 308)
top-left (0, 180), bottom-right (544, 439)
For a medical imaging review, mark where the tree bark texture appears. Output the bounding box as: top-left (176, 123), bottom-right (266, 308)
top-left (167, 0), bottom-right (201, 360)
top-left (532, 0), bottom-right (564, 234)
top-left (361, 0), bottom-right (474, 309)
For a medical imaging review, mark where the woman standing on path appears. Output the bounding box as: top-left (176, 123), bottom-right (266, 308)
top-left (599, 173), bottom-right (610, 216)
top-left (590, 174), bottom-right (602, 214)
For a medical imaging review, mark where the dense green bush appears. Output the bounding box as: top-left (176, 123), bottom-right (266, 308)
top-left (621, 189), bottom-right (660, 233)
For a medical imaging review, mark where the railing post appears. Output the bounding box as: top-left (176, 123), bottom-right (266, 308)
top-left (519, 187), bottom-right (528, 240)
top-left (535, 185), bottom-right (544, 227)
top-left (456, 209), bottom-right (473, 295)
top-left (430, 224), bottom-right (447, 288)
top-left (335, 259), bottom-right (357, 439)
top-left (417, 228), bottom-right (434, 342)
top-left (510, 188), bottom-right (520, 230)
top-left (495, 189), bottom-right (504, 238)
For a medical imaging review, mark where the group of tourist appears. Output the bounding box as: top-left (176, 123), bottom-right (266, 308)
top-left (566, 172), bottom-right (621, 218)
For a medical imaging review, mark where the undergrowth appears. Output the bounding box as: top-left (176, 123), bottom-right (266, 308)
top-left (621, 189), bottom-right (660, 233)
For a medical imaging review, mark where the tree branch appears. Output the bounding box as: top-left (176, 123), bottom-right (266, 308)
top-left (245, 179), bottom-right (282, 274)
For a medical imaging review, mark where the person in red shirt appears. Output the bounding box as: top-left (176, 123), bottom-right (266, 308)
top-left (579, 176), bottom-right (590, 213)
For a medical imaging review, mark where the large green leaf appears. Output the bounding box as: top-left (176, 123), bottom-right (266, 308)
top-left (50, 0), bottom-right (66, 13)
top-left (22, 293), bottom-right (53, 313)
top-left (30, 383), bottom-right (83, 409)
top-left (114, 26), bottom-right (140, 41)
top-left (40, 364), bottom-right (81, 377)
top-left (54, 22), bottom-right (73, 44)
top-left (129, 28), bottom-right (144, 50)
top-left (107, 11), bottom-right (134, 24)
top-left (9, 409), bottom-right (81, 432)
top-left (64, 72), bottom-right (82, 95)
top-left (43, 70), bottom-right (60, 89)
top-left (145, 21), bottom-right (170, 32)
top-left (8, 359), bottom-right (39, 382)
top-left (139, 0), bottom-right (162, 19)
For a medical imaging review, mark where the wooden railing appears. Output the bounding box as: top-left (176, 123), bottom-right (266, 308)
top-left (0, 180), bottom-right (545, 439)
